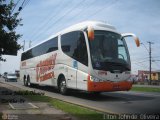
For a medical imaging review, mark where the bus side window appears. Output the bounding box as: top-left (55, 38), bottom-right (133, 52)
top-left (73, 32), bottom-right (88, 66)
top-left (61, 31), bottom-right (88, 66)
top-left (61, 31), bottom-right (77, 58)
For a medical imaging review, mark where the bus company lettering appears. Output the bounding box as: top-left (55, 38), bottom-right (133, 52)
top-left (36, 53), bottom-right (57, 82)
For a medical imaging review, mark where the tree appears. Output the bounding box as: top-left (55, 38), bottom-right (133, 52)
top-left (0, 0), bottom-right (22, 61)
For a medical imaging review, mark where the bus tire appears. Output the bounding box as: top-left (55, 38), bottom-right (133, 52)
top-left (59, 77), bottom-right (67, 95)
top-left (26, 75), bottom-right (31, 87)
top-left (23, 76), bottom-right (27, 86)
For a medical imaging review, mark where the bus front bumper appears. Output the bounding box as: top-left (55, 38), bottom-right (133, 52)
top-left (87, 81), bottom-right (132, 92)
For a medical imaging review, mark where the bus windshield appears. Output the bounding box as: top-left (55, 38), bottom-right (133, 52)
top-left (89, 30), bottom-right (131, 72)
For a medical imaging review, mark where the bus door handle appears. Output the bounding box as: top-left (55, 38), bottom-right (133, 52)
top-left (68, 79), bottom-right (71, 80)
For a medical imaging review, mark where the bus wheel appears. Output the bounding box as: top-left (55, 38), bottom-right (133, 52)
top-left (26, 76), bottom-right (31, 87)
top-left (23, 76), bottom-right (27, 86)
top-left (59, 78), bottom-right (67, 95)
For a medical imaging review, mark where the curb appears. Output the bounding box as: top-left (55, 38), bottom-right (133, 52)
top-left (0, 80), bottom-right (118, 115)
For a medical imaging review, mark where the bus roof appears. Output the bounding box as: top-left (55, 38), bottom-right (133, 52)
top-left (23, 21), bottom-right (117, 53)
top-left (48, 21), bottom-right (117, 43)
top-left (57, 21), bottom-right (116, 35)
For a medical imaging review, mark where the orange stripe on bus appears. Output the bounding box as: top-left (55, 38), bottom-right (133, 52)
top-left (87, 78), bottom-right (132, 92)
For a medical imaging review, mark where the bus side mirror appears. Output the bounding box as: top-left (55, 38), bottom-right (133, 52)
top-left (88, 26), bottom-right (94, 41)
top-left (122, 33), bottom-right (140, 47)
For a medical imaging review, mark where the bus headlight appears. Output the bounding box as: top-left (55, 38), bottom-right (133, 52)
top-left (91, 76), bottom-right (101, 82)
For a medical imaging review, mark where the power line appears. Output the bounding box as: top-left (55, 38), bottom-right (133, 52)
top-left (51, 0), bottom-right (118, 38)
top-left (22, 0), bottom-right (30, 9)
top-left (28, 0), bottom-right (118, 45)
top-left (61, 0), bottom-right (96, 23)
top-left (18, 0), bottom-right (25, 11)
top-left (11, 0), bottom-right (21, 14)
top-left (132, 58), bottom-right (160, 72)
top-left (28, 0), bottom-right (68, 42)
top-left (65, 0), bottom-right (118, 24)
top-left (152, 55), bottom-right (160, 59)
top-left (131, 56), bottom-right (149, 62)
top-left (39, 0), bottom-right (117, 43)
top-left (86, 0), bottom-right (118, 20)
top-left (18, 0), bottom-right (31, 12)
top-left (152, 60), bottom-right (160, 69)
top-left (46, 0), bottom-right (86, 27)
top-left (153, 62), bottom-right (160, 68)
top-left (133, 62), bottom-right (148, 69)
top-left (140, 42), bottom-right (149, 52)
top-left (132, 59), bottom-right (149, 64)
top-left (21, 0), bottom-right (26, 6)
top-left (32, 0), bottom-right (86, 44)
top-left (45, 0), bottom-right (92, 37)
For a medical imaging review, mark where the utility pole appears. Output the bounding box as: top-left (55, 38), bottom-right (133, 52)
top-left (147, 41), bottom-right (154, 85)
top-left (23, 40), bottom-right (25, 51)
top-left (29, 40), bottom-right (32, 48)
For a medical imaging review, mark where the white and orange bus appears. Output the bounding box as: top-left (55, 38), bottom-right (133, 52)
top-left (20, 21), bottom-right (140, 94)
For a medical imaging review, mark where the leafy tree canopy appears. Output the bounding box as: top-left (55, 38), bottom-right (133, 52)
top-left (0, 0), bottom-right (22, 61)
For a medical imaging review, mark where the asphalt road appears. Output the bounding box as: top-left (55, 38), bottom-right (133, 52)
top-left (1, 78), bottom-right (160, 114)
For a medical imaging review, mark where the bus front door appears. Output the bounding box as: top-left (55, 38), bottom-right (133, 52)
top-left (67, 65), bottom-right (77, 89)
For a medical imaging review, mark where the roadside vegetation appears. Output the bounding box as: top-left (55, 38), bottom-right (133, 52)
top-left (131, 86), bottom-right (160, 92)
top-left (50, 99), bottom-right (103, 120)
top-left (22, 93), bottom-right (109, 120)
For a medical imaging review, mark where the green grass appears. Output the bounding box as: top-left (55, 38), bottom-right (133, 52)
top-left (17, 90), bottom-right (52, 102)
top-left (131, 86), bottom-right (160, 92)
top-left (25, 95), bottom-right (52, 102)
top-left (50, 99), bottom-right (105, 120)
top-left (21, 92), bottom-right (109, 120)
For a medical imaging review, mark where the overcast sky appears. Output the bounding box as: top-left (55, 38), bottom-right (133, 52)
top-left (0, 0), bottom-right (160, 74)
